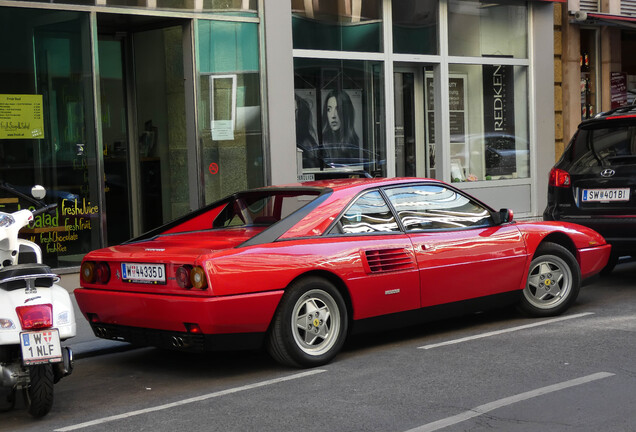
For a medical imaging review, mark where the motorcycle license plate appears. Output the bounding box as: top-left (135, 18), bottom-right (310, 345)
top-left (20, 329), bottom-right (62, 366)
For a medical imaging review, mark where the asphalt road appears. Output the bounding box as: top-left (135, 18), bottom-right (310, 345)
top-left (2, 260), bottom-right (636, 432)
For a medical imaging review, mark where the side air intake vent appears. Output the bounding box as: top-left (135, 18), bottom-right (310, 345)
top-left (364, 249), bottom-right (415, 273)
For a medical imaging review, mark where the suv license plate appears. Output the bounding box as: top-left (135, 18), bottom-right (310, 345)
top-left (582, 188), bottom-right (630, 202)
top-left (20, 329), bottom-right (62, 365)
top-left (121, 263), bottom-right (166, 284)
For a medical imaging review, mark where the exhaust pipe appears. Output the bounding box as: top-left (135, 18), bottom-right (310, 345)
top-left (94, 327), bottom-right (107, 338)
top-left (171, 336), bottom-right (184, 348)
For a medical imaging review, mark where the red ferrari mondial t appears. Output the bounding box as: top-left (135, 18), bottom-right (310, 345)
top-left (75, 178), bottom-right (610, 367)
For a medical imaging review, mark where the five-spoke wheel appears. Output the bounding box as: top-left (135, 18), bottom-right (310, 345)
top-left (268, 277), bottom-right (348, 367)
top-left (520, 242), bottom-right (581, 317)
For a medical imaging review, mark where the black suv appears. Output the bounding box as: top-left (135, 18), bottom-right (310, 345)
top-left (544, 105), bottom-right (636, 273)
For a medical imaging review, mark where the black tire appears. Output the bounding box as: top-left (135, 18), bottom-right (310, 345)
top-left (519, 242), bottom-right (581, 317)
top-left (24, 364), bottom-right (54, 418)
top-left (267, 277), bottom-right (348, 368)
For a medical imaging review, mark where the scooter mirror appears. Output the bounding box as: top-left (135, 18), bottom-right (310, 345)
top-left (31, 185), bottom-right (46, 200)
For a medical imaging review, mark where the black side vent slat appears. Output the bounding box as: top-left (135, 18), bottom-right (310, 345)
top-left (365, 249), bottom-right (415, 273)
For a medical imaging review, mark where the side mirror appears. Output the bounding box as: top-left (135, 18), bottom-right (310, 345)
top-left (493, 208), bottom-right (514, 225)
top-left (31, 185), bottom-right (46, 200)
top-left (500, 208), bottom-right (513, 223)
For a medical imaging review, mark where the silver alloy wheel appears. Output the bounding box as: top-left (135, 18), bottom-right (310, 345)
top-left (524, 254), bottom-right (572, 310)
top-left (291, 289), bottom-right (341, 357)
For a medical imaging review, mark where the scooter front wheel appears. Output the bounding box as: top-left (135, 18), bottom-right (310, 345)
top-left (23, 364), bottom-right (54, 418)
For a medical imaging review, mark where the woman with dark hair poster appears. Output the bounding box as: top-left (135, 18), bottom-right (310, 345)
top-left (321, 89), bottom-right (361, 161)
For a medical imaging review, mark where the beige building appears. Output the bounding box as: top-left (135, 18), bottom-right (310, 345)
top-left (555, 0), bottom-right (636, 159)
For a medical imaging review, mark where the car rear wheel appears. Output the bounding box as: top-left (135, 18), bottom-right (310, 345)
top-left (519, 242), bottom-right (581, 317)
top-left (267, 277), bottom-right (348, 368)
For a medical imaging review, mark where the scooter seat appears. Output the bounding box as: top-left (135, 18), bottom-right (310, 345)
top-left (0, 263), bottom-right (57, 290)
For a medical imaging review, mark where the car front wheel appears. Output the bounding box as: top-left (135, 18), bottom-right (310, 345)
top-left (519, 242), bottom-right (581, 317)
top-left (267, 277), bottom-right (348, 368)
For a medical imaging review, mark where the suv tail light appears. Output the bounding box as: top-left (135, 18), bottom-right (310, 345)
top-left (16, 304), bottom-right (53, 330)
top-left (549, 168), bottom-right (571, 188)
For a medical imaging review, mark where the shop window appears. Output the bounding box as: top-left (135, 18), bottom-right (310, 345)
top-left (291, 0), bottom-right (383, 52)
top-left (294, 58), bottom-right (386, 179)
top-left (448, 0), bottom-right (527, 59)
top-left (197, 20), bottom-right (264, 204)
top-left (580, 29), bottom-right (598, 119)
top-left (441, 64), bottom-right (529, 182)
top-left (0, 8), bottom-right (101, 268)
top-left (392, 0), bottom-right (438, 55)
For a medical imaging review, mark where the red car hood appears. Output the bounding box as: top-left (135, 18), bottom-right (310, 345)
top-left (87, 228), bottom-right (265, 262)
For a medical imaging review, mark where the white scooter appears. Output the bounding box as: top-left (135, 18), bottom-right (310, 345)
top-left (0, 186), bottom-right (75, 418)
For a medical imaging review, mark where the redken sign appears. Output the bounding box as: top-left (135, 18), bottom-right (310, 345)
top-left (483, 64), bottom-right (515, 176)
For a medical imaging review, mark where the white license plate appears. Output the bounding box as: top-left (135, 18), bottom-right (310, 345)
top-left (121, 263), bottom-right (166, 284)
top-left (20, 329), bottom-right (62, 365)
top-left (582, 188), bottom-right (630, 202)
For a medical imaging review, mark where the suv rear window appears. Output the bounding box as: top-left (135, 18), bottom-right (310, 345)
top-left (570, 125), bottom-right (636, 168)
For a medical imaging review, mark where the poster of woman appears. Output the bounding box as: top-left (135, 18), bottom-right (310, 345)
top-left (320, 89), bottom-right (363, 163)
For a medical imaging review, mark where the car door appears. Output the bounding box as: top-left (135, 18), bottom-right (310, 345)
top-left (327, 189), bottom-right (420, 320)
top-left (383, 183), bottom-right (528, 307)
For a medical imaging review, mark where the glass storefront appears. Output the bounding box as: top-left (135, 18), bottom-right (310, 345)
top-left (0, 4), bottom-right (263, 269)
top-left (0, 8), bottom-right (101, 268)
top-left (0, 0), bottom-right (547, 269)
top-left (293, 0), bottom-right (531, 186)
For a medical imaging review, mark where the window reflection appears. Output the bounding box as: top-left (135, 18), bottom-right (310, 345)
top-left (392, 0), bottom-right (438, 55)
top-left (448, 0), bottom-right (527, 58)
top-left (291, 0), bottom-right (382, 52)
top-left (336, 191), bottom-right (399, 234)
top-left (385, 185), bottom-right (492, 230)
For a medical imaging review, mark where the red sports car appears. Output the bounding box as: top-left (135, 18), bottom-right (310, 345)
top-left (75, 178), bottom-right (610, 367)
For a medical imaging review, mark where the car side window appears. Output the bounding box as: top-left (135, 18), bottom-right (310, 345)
top-left (332, 190), bottom-right (400, 234)
top-left (384, 184), bottom-right (492, 231)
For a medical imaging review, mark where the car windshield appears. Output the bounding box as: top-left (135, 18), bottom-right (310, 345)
top-left (212, 190), bottom-right (321, 228)
top-left (571, 125), bottom-right (636, 168)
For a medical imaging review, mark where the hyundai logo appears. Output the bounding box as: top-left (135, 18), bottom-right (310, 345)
top-left (600, 169), bottom-right (615, 177)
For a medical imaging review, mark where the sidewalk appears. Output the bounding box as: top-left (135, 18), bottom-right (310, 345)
top-left (59, 273), bottom-right (135, 359)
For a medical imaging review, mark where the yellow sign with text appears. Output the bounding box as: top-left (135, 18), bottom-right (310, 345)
top-left (0, 94), bottom-right (45, 139)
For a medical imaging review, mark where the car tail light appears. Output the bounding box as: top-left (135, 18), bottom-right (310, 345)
top-left (81, 261), bottom-right (111, 284)
top-left (549, 168), bottom-right (571, 188)
top-left (95, 262), bottom-right (111, 284)
top-left (80, 261), bottom-right (95, 283)
top-left (176, 265), bottom-right (193, 289)
top-left (16, 304), bottom-right (52, 330)
top-left (190, 266), bottom-right (208, 290)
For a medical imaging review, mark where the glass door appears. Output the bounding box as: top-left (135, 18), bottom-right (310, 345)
top-left (98, 16), bottom-right (191, 241)
top-left (393, 66), bottom-right (434, 178)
